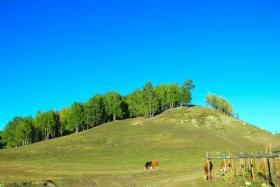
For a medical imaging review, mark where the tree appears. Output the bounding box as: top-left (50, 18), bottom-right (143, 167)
top-left (2, 120), bottom-right (17, 147)
top-left (166, 83), bottom-right (180, 108)
top-left (126, 89), bottom-right (146, 117)
top-left (34, 110), bottom-right (60, 140)
top-left (34, 112), bottom-right (48, 140)
top-left (205, 93), bottom-right (233, 116)
top-left (2, 116), bottom-right (34, 147)
top-left (46, 110), bottom-right (60, 138)
top-left (59, 107), bottom-right (70, 136)
top-left (120, 99), bottom-right (129, 119)
top-left (14, 116), bottom-right (34, 146)
top-left (143, 82), bottom-right (159, 117)
top-left (84, 94), bottom-right (106, 128)
top-left (68, 102), bottom-right (85, 133)
top-left (180, 79), bottom-right (195, 106)
top-left (1, 79), bottom-right (198, 149)
top-left (155, 84), bottom-right (169, 111)
top-left (104, 91), bottom-right (123, 121)
top-left (206, 94), bottom-right (214, 108)
top-left (0, 131), bottom-right (4, 149)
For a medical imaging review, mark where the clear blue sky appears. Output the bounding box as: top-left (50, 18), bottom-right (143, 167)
top-left (0, 0), bottom-right (279, 132)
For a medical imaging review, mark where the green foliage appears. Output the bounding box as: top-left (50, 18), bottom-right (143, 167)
top-left (0, 130), bottom-right (3, 149)
top-left (2, 121), bottom-right (16, 147)
top-left (155, 84), bottom-right (169, 111)
top-left (0, 106), bottom-right (274, 186)
top-left (143, 82), bottom-right (159, 117)
top-left (180, 79), bottom-right (195, 106)
top-left (206, 93), bottom-right (233, 116)
top-left (126, 89), bottom-right (146, 117)
top-left (34, 111), bottom-right (48, 140)
top-left (59, 107), bottom-right (71, 136)
top-left (46, 110), bottom-right (60, 138)
top-left (166, 83), bottom-right (180, 108)
top-left (34, 110), bottom-right (60, 140)
top-left (120, 100), bottom-right (129, 119)
top-left (68, 102), bottom-right (85, 133)
top-left (15, 116), bottom-right (34, 146)
top-left (104, 91), bottom-right (123, 121)
top-left (2, 79), bottom-right (197, 148)
top-left (84, 94), bottom-right (106, 128)
top-left (2, 116), bottom-right (35, 147)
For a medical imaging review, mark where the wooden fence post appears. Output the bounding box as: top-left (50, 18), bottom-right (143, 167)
top-left (251, 158), bottom-right (255, 182)
top-left (240, 152), bottom-right (245, 178)
top-left (208, 159), bottom-right (211, 181)
top-left (269, 144), bottom-right (277, 186)
top-left (205, 149), bottom-right (280, 185)
top-left (266, 144), bottom-right (275, 186)
top-left (272, 156), bottom-right (277, 186)
top-left (266, 145), bottom-right (270, 184)
top-left (267, 156), bottom-right (273, 185)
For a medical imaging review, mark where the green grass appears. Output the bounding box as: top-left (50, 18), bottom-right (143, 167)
top-left (0, 106), bottom-right (279, 186)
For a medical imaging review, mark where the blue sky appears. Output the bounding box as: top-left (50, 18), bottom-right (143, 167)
top-left (0, 0), bottom-right (279, 132)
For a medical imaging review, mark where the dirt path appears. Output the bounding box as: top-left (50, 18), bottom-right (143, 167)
top-left (147, 171), bottom-right (202, 187)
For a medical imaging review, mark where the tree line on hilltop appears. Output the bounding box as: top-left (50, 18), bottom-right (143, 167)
top-left (0, 80), bottom-right (195, 148)
top-left (205, 93), bottom-right (233, 116)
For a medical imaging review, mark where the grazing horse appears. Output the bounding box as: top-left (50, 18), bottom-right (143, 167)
top-left (220, 160), bottom-right (231, 175)
top-left (145, 160), bottom-right (159, 169)
top-left (151, 160), bottom-right (159, 168)
top-left (203, 160), bottom-right (213, 180)
top-left (145, 161), bottom-right (152, 169)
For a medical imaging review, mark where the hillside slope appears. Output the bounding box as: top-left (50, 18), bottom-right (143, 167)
top-left (0, 106), bottom-right (279, 186)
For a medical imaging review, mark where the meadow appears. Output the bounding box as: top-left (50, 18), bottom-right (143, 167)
top-left (0, 106), bottom-right (279, 186)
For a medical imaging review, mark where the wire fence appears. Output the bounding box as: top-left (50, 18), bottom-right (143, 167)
top-left (207, 151), bottom-right (280, 160)
top-left (205, 145), bottom-right (280, 186)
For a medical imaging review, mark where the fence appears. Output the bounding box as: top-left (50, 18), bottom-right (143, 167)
top-left (205, 144), bottom-right (280, 187)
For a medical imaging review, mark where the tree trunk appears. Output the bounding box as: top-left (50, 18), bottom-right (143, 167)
top-left (75, 126), bottom-right (79, 133)
top-left (149, 104), bottom-right (152, 118)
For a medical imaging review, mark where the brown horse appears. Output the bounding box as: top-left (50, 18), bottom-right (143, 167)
top-left (220, 160), bottom-right (231, 175)
top-left (151, 160), bottom-right (159, 168)
top-left (203, 160), bottom-right (213, 180)
top-left (145, 160), bottom-right (159, 169)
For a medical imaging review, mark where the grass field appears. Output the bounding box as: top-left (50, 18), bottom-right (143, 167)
top-left (0, 106), bottom-right (279, 186)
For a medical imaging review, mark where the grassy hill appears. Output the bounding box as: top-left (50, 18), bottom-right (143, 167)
top-left (0, 106), bottom-right (279, 186)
